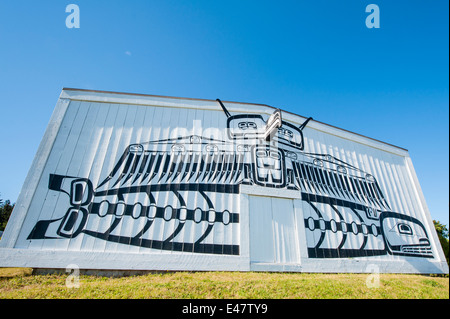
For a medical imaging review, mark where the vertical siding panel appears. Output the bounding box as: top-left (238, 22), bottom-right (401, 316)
top-left (97, 104), bottom-right (132, 253)
top-left (184, 191), bottom-right (198, 254)
top-left (63, 102), bottom-right (99, 251)
top-left (396, 157), bottom-right (419, 218)
top-left (293, 199), bottom-right (308, 260)
top-left (390, 156), bottom-right (417, 249)
top-left (271, 198), bottom-right (282, 263)
top-left (151, 106), bottom-right (175, 253)
top-left (207, 110), bottom-right (223, 253)
top-left (73, 103), bottom-right (110, 252)
top-left (138, 105), bottom-right (165, 251)
top-left (355, 148), bottom-right (371, 207)
top-left (383, 157), bottom-right (405, 261)
top-left (272, 198), bottom-right (299, 263)
top-left (114, 105), bottom-right (148, 253)
top-left (84, 103), bottom-right (120, 252)
top-left (213, 109), bottom-right (226, 253)
top-left (398, 158), bottom-right (430, 247)
top-left (166, 106), bottom-right (188, 254)
top-left (364, 150), bottom-right (384, 253)
top-left (233, 192), bottom-right (241, 255)
top-left (105, 103), bottom-right (139, 253)
top-left (214, 193), bottom-right (225, 255)
top-left (323, 135), bottom-right (346, 256)
top-left (215, 110), bottom-right (229, 254)
top-left (303, 130), bottom-right (323, 258)
top-left (191, 109), bottom-right (206, 253)
top-left (310, 134), bottom-right (330, 256)
top-left (160, 106), bottom-right (182, 253)
top-left (388, 155), bottom-right (413, 261)
top-left (44, 101), bottom-right (91, 251)
top-left (249, 196), bottom-right (274, 263)
top-left (323, 131), bottom-right (341, 256)
top-left (67, 102), bottom-right (108, 252)
top-left (133, 104), bottom-right (156, 254)
top-left (346, 135), bottom-right (368, 256)
top-left (378, 156), bottom-right (396, 211)
top-left (180, 113), bottom-right (204, 254)
top-left (173, 107), bottom-right (193, 253)
top-left (347, 143), bottom-right (368, 258)
top-left (339, 138), bottom-right (359, 254)
top-left (389, 155), bottom-right (409, 216)
top-left (378, 157), bottom-right (401, 262)
top-left (17, 100), bottom-right (81, 249)
top-left (366, 148), bottom-right (387, 209)
top-left (358, 149), bottom-right (378, 257)
top-left (315, 129), bottom-right (339, 257)
top-left (402, 158), bottom-right (439, 257)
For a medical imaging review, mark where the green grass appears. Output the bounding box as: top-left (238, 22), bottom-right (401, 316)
top-left (0, 268), bottom-right (448, 299)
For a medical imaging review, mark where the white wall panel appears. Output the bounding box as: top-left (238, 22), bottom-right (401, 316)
top-left (249, 196), bottom-right (274, 263)
top-left (249, 196), bottom-right (300, 265)
top-left (271, 198), bottom-right (300, 263)
top-left (1, 88), bottom-right (447, 274)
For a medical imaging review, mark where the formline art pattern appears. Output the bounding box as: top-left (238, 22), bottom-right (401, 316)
top-left (27, 99), bottom-right (433, 259)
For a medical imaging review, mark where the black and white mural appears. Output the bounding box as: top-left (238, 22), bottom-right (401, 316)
top-left (27, 99), bottom-right (433, 259)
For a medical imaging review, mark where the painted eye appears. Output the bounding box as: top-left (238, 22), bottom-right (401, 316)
top-left (256, 150), bottom-right (267, 157)
top-left (171, 144), bottom-right (185, 154)
top-left (313, 159), bottom-right (324, 167)
top-left (398, 223), bottom-right (413, 235)
top-left (238, 122), bottom-right (248, 129)
top-left (129, 144), bottom-right (144, 154)
top-left (269, 151), bottom-right (280, 159)
top-left (237, 144), bottom-right (250, 152)
top-left (285, 151), bottom-right (297, 160)
top-left (238, 121), bottom-right (257, 129)
top-left (337, 166), bottom-right (347, 174)
top-left (278, 128), bottom-right (293, 138)
top-left (190, 135), bottom-right (201, 144)
top-left (205, 144), bottom-right (218, 154)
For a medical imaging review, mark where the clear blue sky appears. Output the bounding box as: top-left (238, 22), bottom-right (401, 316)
top-left (0, 1), bottom-right (448, 226)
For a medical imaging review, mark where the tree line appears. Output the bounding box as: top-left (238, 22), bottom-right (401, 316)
top-left (0, 197), bottom-right (14, 232)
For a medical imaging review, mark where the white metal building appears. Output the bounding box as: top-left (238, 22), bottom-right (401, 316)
top-left (0, 88), bottom-right (448, 274)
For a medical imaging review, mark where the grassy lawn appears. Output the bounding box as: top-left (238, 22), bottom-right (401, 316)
top-left (0, 268), bottom-right (448, 299)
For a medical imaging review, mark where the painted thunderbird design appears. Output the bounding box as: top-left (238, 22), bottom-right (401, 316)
top-left (27, 100), bottom-right (433, 258)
